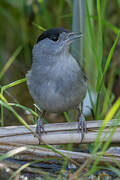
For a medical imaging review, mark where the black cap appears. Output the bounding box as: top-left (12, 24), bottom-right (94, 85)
top-left (36, 27), bottom-right (69, 43)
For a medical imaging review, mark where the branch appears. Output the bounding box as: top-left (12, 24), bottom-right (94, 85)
top-left (0, 120), bottom-right (119, 144)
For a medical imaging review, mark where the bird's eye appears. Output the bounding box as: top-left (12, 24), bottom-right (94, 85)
top-left (50, 35), bottom-right (59, 41)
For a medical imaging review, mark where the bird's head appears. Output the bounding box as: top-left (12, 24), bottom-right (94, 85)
top-left (32, 28), bottom-right (82, 64)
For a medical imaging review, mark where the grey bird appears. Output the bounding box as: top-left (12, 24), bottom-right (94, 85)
top-left (26, 27), bottom-right (87, 142)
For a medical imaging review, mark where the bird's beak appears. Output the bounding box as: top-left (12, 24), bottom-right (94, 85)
top-left (64, 32), bottom-right (83, 44)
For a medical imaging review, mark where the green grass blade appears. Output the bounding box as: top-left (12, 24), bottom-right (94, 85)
top-left (86, 1), bottom-right (99, 67)
top-left (97, 0), bottom-right (103, 68)
top-left (91, 97), bottom-right (120, 161)
top-left (0, 94), bottom-right (34, 133)
top-left (0, 78), bottom-right (26, 126)
top-left (97, 31), bottom-right (120, 91)
top-left (89, 119), bottom-right (119, 175)
top-left (1, 78), bottom-right (26, 93)
top-left (0, 46), bottom-right (22, 79)
top-left (32, 23), bottom-right (46, 31)
top-left (93, 97), bottom-right (120, 153)
top-left (9, 103), bottom-right (39, 118)
top-left (9, 158), bottom-right (53, 180)
top-left (0, 146), bottom-right (28, 161)
top-left (64, 112), bottom-right (70, 122)
top-left (104, 97), bottom-right (120, 122)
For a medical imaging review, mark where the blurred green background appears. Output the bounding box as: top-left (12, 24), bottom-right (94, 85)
top-left (0, 0), bottom-right (73, 125)
top-left (0, 0), bottom-right (120, 125)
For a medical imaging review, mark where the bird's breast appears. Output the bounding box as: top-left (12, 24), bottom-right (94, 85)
top-left (27, 56), bottom-right (87, 112)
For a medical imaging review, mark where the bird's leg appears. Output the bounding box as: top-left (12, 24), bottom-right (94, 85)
top-left (77, 103), bottom-right (87, 142)
top-left (35, 111), bottom-right (46, 144)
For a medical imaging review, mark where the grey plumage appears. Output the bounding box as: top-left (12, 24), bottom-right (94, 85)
top-left (26, 28), bottom-right (87, 141)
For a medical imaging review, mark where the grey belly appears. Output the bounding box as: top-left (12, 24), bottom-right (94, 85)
top-left (28, 79), bottom-right (87, 113)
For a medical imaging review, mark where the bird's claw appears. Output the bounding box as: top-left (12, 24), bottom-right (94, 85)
top-left (35, 117), bottom-right (46, 144)
top-left (78, 113), bottom-right (87, 142)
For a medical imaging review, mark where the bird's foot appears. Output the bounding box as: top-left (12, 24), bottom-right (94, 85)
top-left (78, 113), bottom-right (87, 142)
top-left (35, 117), bottom-right (45, 144)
